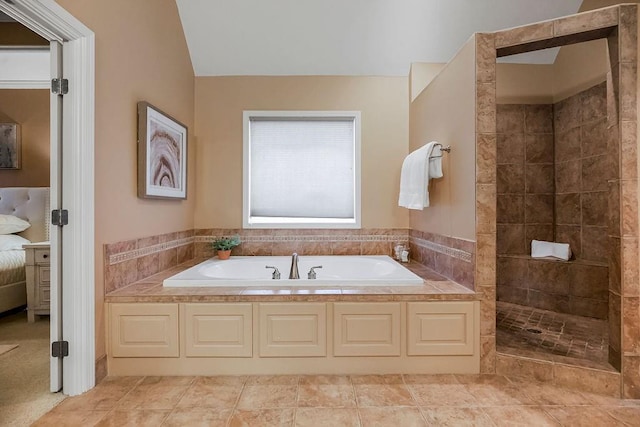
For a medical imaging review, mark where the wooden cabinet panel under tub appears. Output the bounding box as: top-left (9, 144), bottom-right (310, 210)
top-left (407, 301), bottom-right (477, 356)
top-left (110, 303), bottom-right (179, 358)
top-left (258, 303), bottom-right (327, 357)
top-left (333, 302), bottom-right (401, 356)
top-left (183, 303), bottom-right (252, 357)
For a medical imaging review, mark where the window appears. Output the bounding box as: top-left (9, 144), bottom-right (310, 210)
top-left (243, 111), bottom-right (361, 228)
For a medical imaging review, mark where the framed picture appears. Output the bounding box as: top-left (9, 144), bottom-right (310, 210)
top-left (137, 102), bottom-right (188, 199)
top-left (0, 123), bottom-right (21, 169)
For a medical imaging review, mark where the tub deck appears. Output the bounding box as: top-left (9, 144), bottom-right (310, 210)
top-left (105, 259), bottom-right (477, 303)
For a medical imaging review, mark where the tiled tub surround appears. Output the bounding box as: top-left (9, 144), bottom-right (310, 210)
top-left (104, 228), bottom-right (409, 294)
top-left (408, 229), bottom-right (475, 290)
top-left (104, 230), bottom-right (195, 294)
top-left (194, 228), bottom-right (409, 259)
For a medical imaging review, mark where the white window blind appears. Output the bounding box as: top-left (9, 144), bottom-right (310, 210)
top-left (244, 112), bottom-right (360, 227)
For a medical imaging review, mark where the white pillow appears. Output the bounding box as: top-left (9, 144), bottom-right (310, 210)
top-left (0, 234), bottom-right (31, 251)
top-left (0, 214), bottom-right (31, 235)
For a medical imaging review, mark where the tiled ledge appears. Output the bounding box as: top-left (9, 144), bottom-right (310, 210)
top-left (496, 351), bottom-right (621, 398)
top-left (105, 259), bottom-right (478, 303)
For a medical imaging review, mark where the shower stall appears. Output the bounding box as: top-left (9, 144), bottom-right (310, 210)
top-left (495, 73), bottom-right (619, 370)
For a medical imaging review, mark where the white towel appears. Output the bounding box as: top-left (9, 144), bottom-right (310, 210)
top-left (531, 240), bottom-right (572, 261)
top-left (398, 141), bottom-right (443, 209)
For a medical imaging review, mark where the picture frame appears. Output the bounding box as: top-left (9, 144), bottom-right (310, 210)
top-left (0, 123), bottom-right (21, 170)
top-left (137, 101), bottom-right (188, 199)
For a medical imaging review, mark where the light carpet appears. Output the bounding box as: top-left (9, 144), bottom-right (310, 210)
top-left (0, 344), bottom-right (18, 356)
top-left (0, 310), bottom-right (65, 427)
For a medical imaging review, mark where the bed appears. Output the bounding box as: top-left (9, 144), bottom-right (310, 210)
top-left (0, 187), bottom-right (49, 314)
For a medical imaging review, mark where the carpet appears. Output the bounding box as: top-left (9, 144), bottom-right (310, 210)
top-left (0, 344), bottom-right (18, 356)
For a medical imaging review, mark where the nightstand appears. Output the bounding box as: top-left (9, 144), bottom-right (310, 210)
top-left (24, 242), bottom-right (50, 322)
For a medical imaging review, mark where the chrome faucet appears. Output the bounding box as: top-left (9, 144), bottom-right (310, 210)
top-left (289, 252), bottom-right (300, 279)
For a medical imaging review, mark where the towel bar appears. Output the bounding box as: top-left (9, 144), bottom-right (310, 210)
top-left (430, 144), bottom-right (451, 158)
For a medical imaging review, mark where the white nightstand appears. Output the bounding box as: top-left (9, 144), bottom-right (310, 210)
top-left (23, 242), bottom-right (50, 323)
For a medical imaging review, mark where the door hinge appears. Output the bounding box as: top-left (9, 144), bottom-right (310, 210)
top-left (51, 78), bottom-right (68, 95)
top-left (51, 209), bottom-right (68, 226)
top-left (52, 341), bottom-right (69, 358)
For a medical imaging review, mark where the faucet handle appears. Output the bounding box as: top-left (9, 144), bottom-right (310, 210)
top-left (307, 265), bottom-right (323, 279)
top-left (265, 266), bottom-right (281, 280)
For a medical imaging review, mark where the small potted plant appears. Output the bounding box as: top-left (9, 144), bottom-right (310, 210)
top-left (211, 235), bottom-right (241, 260)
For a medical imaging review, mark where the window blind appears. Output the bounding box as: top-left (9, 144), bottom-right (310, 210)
top-left (249, 118), bottom-right (355, 219)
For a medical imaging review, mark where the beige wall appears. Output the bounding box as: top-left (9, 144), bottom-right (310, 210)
top-left (194, 76), bottom-right (409, 230)
top-left (409, 63), bottom-right (446, 102)
top-left (56, 0), bottom-right (195, 361)
top-left (496, 64), bottom-right (554, 104)
top-left (409, 37), bottom-right (476, 241)
top-left (496, 41), bottom-right (608, 104)
top-left (0, 90), bottom-right (49, 186)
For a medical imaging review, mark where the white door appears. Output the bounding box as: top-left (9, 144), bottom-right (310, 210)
top-left (49, 40), bottom-right (63, 392)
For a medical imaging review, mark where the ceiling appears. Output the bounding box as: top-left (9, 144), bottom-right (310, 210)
top-left (176, 0), bottom-right (584, 76)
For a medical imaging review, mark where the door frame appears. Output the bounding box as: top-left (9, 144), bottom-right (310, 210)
top-left (0, 0), bottom-right (95, 396)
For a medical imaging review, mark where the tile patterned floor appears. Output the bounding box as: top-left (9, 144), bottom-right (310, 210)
top-left (497, 301), bottom-right (609, 365)
top-left (31, 374), bottom-right (640, 426)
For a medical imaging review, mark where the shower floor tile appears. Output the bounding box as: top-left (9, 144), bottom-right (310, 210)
top-left (496, 301), bottom-right (609, 367)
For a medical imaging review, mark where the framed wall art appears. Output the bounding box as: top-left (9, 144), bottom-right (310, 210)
top-left (137, 101), bottom-right (188, 199)
top-left (0, 123), bottom-right (21, 169)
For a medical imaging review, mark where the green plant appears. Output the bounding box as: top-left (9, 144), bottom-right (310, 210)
top-left (211, 235), bottom-right (241, 251)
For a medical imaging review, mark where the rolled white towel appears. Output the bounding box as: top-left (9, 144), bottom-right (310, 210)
top-left (531, 240), bottom-right (572, 261)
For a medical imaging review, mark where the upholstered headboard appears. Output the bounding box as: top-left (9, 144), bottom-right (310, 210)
top-left (0, 187), bottom-right (50, 243)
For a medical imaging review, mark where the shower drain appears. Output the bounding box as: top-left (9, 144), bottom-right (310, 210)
top-left (525, 328), bottom-right (543, 334)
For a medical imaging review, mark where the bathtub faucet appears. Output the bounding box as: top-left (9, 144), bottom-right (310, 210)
top-left (289, 252), bottom-right (300, 279)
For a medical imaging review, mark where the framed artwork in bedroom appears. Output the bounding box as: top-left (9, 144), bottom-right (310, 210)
top-left (0, 123), bottom-right (21, 169)
top-left (137, 101), bottom-right (188, 199)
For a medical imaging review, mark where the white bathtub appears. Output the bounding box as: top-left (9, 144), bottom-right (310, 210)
top-left (163, 255), bottom-right (424, 287)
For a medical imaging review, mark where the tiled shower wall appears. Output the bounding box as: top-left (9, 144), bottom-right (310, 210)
top-left (496, 104), bottom-right (555, 254)
top-left (555, 81), bottom-right (610, 262)
top-left (495, 82), bottom-right (610, 320)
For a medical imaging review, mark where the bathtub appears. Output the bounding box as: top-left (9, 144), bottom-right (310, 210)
top-left (163, 255), bottom-right (424, 287)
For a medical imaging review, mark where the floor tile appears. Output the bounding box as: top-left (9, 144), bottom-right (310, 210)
top-left (115, 384), bottom-right (189, 410)
top-left (354, 384), bottom-right (415, 407)
top-left (237, 385), bottom-right (298, 409)
top-left (497, 301), bottom-right (608, 366)
top-left (515, 381), bottom-right (592, 406)
top-left (138, 376), bottom-right (195, 386)
top-left (359, 406), bottom-right (427, 426)
top-left (408, 383), bottom-right (478, 407)
top-left (177, 376), bottom-right (245, 409)
top-left (483, 406), bottom-right (561, 426)
top-left (403, 374), bottom-right (459, 385)
top-left (31, 410), bottom-right (109, 427)
top-left (420, 407), bottom-right (494, 426)
top-left (464, 382), bottom-right (534, 406)
top-left (294, 407), bottom-right (359, 427)
top-left (299, 375), bottom-right (351, 385)
top-left (606, 407), bottom-right (640, 425)
top-left (53, 377), bottom-right (142, 411)
top-left (297, 384), bottom-right (356, 407)
top-left (543, 406), bottom-right (628, 427)
top-left (351, 374), bottom-right (404, 385)
top-left (229, 408), bottom-right (295, 426)
top-left (94, 409), bottom-right (169, 426)
top-left (163, 408), bottom-right (232, 427)
top-left (246, 375), bottom-right (299, 386)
